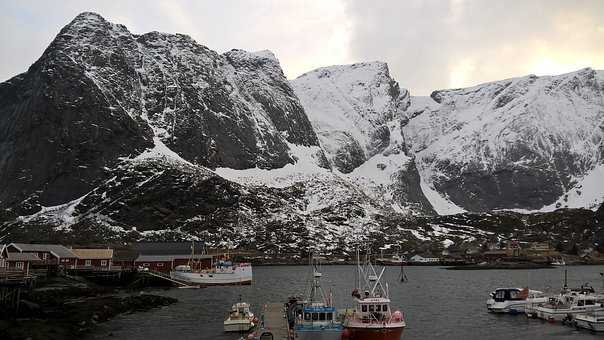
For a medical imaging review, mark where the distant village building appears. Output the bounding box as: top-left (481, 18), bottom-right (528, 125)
top-left (506, 240), bottom-right (521, 257)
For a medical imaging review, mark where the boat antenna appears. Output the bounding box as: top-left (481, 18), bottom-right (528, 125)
top-left (564, 269), bottom-right (568, 291)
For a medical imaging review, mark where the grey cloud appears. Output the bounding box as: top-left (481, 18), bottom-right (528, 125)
top-left (344, 0), bottom-right (604, 95)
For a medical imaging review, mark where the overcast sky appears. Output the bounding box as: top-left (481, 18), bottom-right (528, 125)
top-left (2, 0), bottom-right (603, 95)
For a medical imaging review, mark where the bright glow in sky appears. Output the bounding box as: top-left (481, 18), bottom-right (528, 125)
top-left (1, 0), bottom-right (603, 95)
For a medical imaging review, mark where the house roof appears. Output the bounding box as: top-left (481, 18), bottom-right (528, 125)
top-left (71, 248), bottom-right (114, 259)
top-left (135, 254), bottom-right (212, 262)
top-left (132, 242), bottom-right (205, 255)
top-left (7, 253), bottom-right (41, 261)
top-left (9, 243), bottom-right (77, 258)
top-left (112, 248), bottom-right (139, 262)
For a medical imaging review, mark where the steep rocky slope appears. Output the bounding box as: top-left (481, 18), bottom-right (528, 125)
top-left (0, 12), bottom-right (323, 213)
top-left (291, 62), bottom-right (433, 214)
top-left (404, 68), bottom-right (604, 213)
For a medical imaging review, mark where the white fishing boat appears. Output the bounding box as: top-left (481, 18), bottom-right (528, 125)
top-left (170, 261), bottom-right (253, 285)
top-left (169, 243), bottom-right (253, 286)
top-left (486, 287), bottom-right (547, 314)
top-left (224, 301), bottom-right (256, 332)
top-left (533, 286), bottom-right (604, 323)
top-left (574, 311), bottom-right (604, 332)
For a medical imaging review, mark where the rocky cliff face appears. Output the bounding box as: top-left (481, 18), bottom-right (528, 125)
top-left (0, 12), bottom-right (323, 212)
top-left (291, 62), bottom-right (433, 214)
top-left (404, 68), bottom-right (604, 213)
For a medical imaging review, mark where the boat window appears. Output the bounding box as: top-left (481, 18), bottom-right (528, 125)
top-left (312, 313), bottom-right (319, 321)
top-left (319, 313), bottom-right (326, 321)
top-left (305, 312), bottom-right (311, 321)
top-left (383, 305), bottom-right (388, 312)
top-left (578, 300), bottom-right (584, 306)
top-left (369, 305), bottom-right (375, 312)
top-left (361, 305), bottom-right (367, 312)
top-left (586, 300), bottom-right (595, 305)
top-left (327, 312), bottom-right (333, 320)
top-left (376, 305), bottom-right (382, 312)
top-left (509, 290), bottom-right (520, 299)
top-left (495, 290), bottom-right (506, 301)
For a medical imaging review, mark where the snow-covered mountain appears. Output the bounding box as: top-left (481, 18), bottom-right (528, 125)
top-left (291, 62), bottom-right (433, 214)
top-left (0, 12), bottom-right (323, 212)
top-left (404, 68), bottom-right (604, 213)
top-left (1, 12), bottom-right (603, 254)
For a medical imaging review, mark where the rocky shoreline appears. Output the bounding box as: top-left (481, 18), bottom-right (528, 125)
top-left (0, 285), bottom-right (176, 340)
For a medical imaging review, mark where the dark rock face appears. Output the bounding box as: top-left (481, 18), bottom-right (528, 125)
top-left (391, 158), bottom-right (435, 214)
top-left (0, 28), bottom-right (153, 210)
top-left (0, 12), bottom-right (322, 211)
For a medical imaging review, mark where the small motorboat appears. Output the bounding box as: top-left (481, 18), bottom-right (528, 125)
top-left (551, 257), bottom-right (566, 266)
top-left (224, 301), bottom-right (256, 332)
top-left (533, 285), bottom-right (604, 323)
top-left (575, 311), bottom-right (604, 332)
top-left (486, 287), bottom-right (547, 314)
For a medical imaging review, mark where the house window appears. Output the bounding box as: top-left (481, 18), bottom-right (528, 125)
top-left (0, 259), bottom-right (4, 268)
top-left (16, 262), bottom-right (24, 269)
top-left (157, 263), bottom-right (164, 267)
top-left (42, 253), bottom-right (48, 260)
top-left (85, 259), bottom-right (92, 266)
top-left (101, 260), bottom-right (107, 266)
top-left (143, 263), bottom-right (149, 267)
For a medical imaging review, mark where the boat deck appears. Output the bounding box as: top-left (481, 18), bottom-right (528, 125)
top-left (262, 303), bottom-right (290, 340)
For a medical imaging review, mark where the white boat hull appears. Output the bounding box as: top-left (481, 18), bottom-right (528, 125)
top-left (224, 320), bottom-right (254, 332)
top-left (535, 306), bottom-right (604, 322)
top-left (575, 315), bottom-right (604, 332)
top-left (170, 265), bottom-right (252, 285)
top-left (487, 297), bottom-right (548, 314)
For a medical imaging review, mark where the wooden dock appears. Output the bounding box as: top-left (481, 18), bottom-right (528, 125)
top-left (261, 302), bottom-right (290, 340)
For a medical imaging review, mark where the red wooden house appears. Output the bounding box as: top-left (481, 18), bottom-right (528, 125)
top-left (71, 248), bottom-right (114, 270)
top-left (134, 254), bottom-right (212, 273)
top-left (1, 244), bottom-right (40, 276)
top-left (7, 243), bottom-right (78, 269)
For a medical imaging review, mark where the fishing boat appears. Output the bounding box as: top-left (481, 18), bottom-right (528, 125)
top-left (341, 250), bottom-right (405, 340)
top-left (224, 300), bottom-right (256, 332)
top-left (169, 243), bottom-right (253, 286)
top-left (170, 261), bottom-right (252, 285)
top-left (486, 287), bottom-right (547, 314)
top-left (286, 256), bottom-right (343, 340)
top-left (574, 310), bottom-right (604, 332)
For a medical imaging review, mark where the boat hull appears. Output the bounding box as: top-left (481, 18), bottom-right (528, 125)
top-left (342, 326), bottom-right (404, 340)
top-left (295, 329), bottom-right (342, 340)
top-left (224, 320), bottom-right (254, 332)
top-left (535, 306), bottom-right (603, 322)
top-left (575, 316), bottom-right (604, 332)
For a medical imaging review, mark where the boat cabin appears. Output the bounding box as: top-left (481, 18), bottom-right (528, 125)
top-left (491, 288), bottom-right (528, 302)
top-left (354, 297), bottom-right (392, 322)
top-left (300, 305), bottom-right (337, 325)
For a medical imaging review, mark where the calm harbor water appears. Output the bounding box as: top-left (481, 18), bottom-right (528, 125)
top-left (90, 265), bottom-right (604, 340)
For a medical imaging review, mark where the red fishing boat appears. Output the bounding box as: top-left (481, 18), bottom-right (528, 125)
top-left (342, 250), bottom-right (405, 340)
